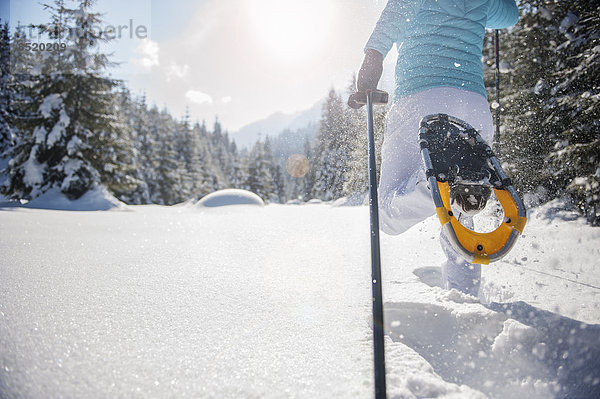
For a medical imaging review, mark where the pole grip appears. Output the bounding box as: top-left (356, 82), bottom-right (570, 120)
top-left (353, 89), bottom-right (389, 106)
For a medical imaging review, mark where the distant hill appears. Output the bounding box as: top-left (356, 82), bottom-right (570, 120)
top-left (231, 99), bottom-right (324, 149)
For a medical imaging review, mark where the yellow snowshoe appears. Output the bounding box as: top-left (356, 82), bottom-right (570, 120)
top-left (419, 114), bottom-right (527, 264)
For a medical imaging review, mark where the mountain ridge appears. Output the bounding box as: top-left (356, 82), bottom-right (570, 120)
top-left (231, 98), bottom-right (324, 149)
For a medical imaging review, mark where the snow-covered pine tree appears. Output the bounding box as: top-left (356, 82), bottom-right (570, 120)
top-left (173, 110), bottom-right (196, 200)
top-left (245, 138), bottom-right (274, 201)
top-left (264, 137), bottom-right (285, 203)
top-left (341, 79), bottom-right (368, 197)
top-left (270, 163), bottom-right (285, 203)
top-left (310, 85), bottom-right (385, 201)
top-left (266, 125), bottom-right (318, 202)
top-left (115, 89), bottom-right (151, 204)
top-left (220, 131), bottom-right (236, 188)
top-left (494, 1), bottom-right (561, 197)
top-left (227, 139), bottom-right (246, 190)
top-left (342, 77), bottom-right (387, 198)
top-left (0, 22), bottom-right (13, 157)
top-left (2, 0), bottom-right (129, 200)
top-left (208, 118), bottom-right (240, 191)
top-left (0, 22), bottom-right (14, 195)
top-left (302, 137), bottom-right (315, 201)
top-left (180, 113), bottom-right (229, 201)
top-left (1, 25), bottom-right (44, 199)
top-left (496, 1), bottom-right (599, 223)
top-left (107, 87), bottom-right (143, 202)
top-left (311, 88), bottom-right (349, 201)
top-left (207, 118), bottom-right (224, 190)
top-left (152, 107), bottom-right (184, 204)
top-left (545, 1), bottom-right (600, 224)
top-left (192, 121), bottom-right (217, 197)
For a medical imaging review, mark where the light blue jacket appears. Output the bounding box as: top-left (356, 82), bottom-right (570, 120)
top-left (365, 0), bottom-right (519, 100)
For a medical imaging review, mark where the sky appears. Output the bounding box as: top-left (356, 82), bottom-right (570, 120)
top-left (3, 0), bottom-right (393, 132)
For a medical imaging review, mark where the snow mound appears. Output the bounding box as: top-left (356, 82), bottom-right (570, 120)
top-left (197, 189), bottom-right (264, 207)
top-left (3, 186), bottom-right (126, 211)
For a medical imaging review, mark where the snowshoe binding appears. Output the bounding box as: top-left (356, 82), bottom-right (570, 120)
top-left (450, 182), bottom-right (492, 216)
top-left (419, 114), bottom-right (527, 264)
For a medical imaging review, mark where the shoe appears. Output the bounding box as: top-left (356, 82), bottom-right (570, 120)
top-left (450, 181), bottom-right (492, 215)
top-left (441, 122), bottom-right (492, 216)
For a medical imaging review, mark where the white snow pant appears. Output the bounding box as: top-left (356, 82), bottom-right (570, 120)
top-left (378, 87), bottom-right (494, 295)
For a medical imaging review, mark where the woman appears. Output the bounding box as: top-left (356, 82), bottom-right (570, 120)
top-left (350, 0), bottom-right (519, 295)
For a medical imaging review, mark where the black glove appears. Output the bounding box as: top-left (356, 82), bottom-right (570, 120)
top-left (348, 49), bottom-right (384, 109)
top-left (357, 48), bottom-right (383, 92)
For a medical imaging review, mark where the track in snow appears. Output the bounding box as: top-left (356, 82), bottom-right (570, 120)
top-left (383, 267), bottom-right (600, 398)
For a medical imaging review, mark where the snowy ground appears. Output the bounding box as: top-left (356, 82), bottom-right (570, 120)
top-left (1, 196), bottom-right (599, 398)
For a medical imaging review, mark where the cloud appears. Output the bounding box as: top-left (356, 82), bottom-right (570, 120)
top-left (133, 38), bottom-right (159, 69)
top-left (186, 90), bottom-right (213, 105)
top-left (166, 62), bottom-right (190, 81)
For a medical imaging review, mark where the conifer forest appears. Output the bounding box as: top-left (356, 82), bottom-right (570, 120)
top-left (0, 0), bottom-right (598, 224)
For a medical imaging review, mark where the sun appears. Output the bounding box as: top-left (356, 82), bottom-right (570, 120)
top-left (245, 0), bottom-right (335, 64)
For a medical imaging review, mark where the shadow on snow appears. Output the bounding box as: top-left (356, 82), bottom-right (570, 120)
top-left (383, 267), bottom-right (600, 398)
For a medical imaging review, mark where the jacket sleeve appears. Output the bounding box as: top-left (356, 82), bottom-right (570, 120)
top-left (365, 0), bottom-right (422, 57)
top-left (486, 0), bottom-right (519, 29)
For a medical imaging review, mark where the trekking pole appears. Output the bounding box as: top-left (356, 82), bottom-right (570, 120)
top-left (493, 29), bottom-right (501, 156)
top-left (352, 88), bottom-right (389, 399)
top-left (367, 89), bottom-right (387, 399)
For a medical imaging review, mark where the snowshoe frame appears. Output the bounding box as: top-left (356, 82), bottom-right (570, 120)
top-left (419, 114), bottom-right (527, 264)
